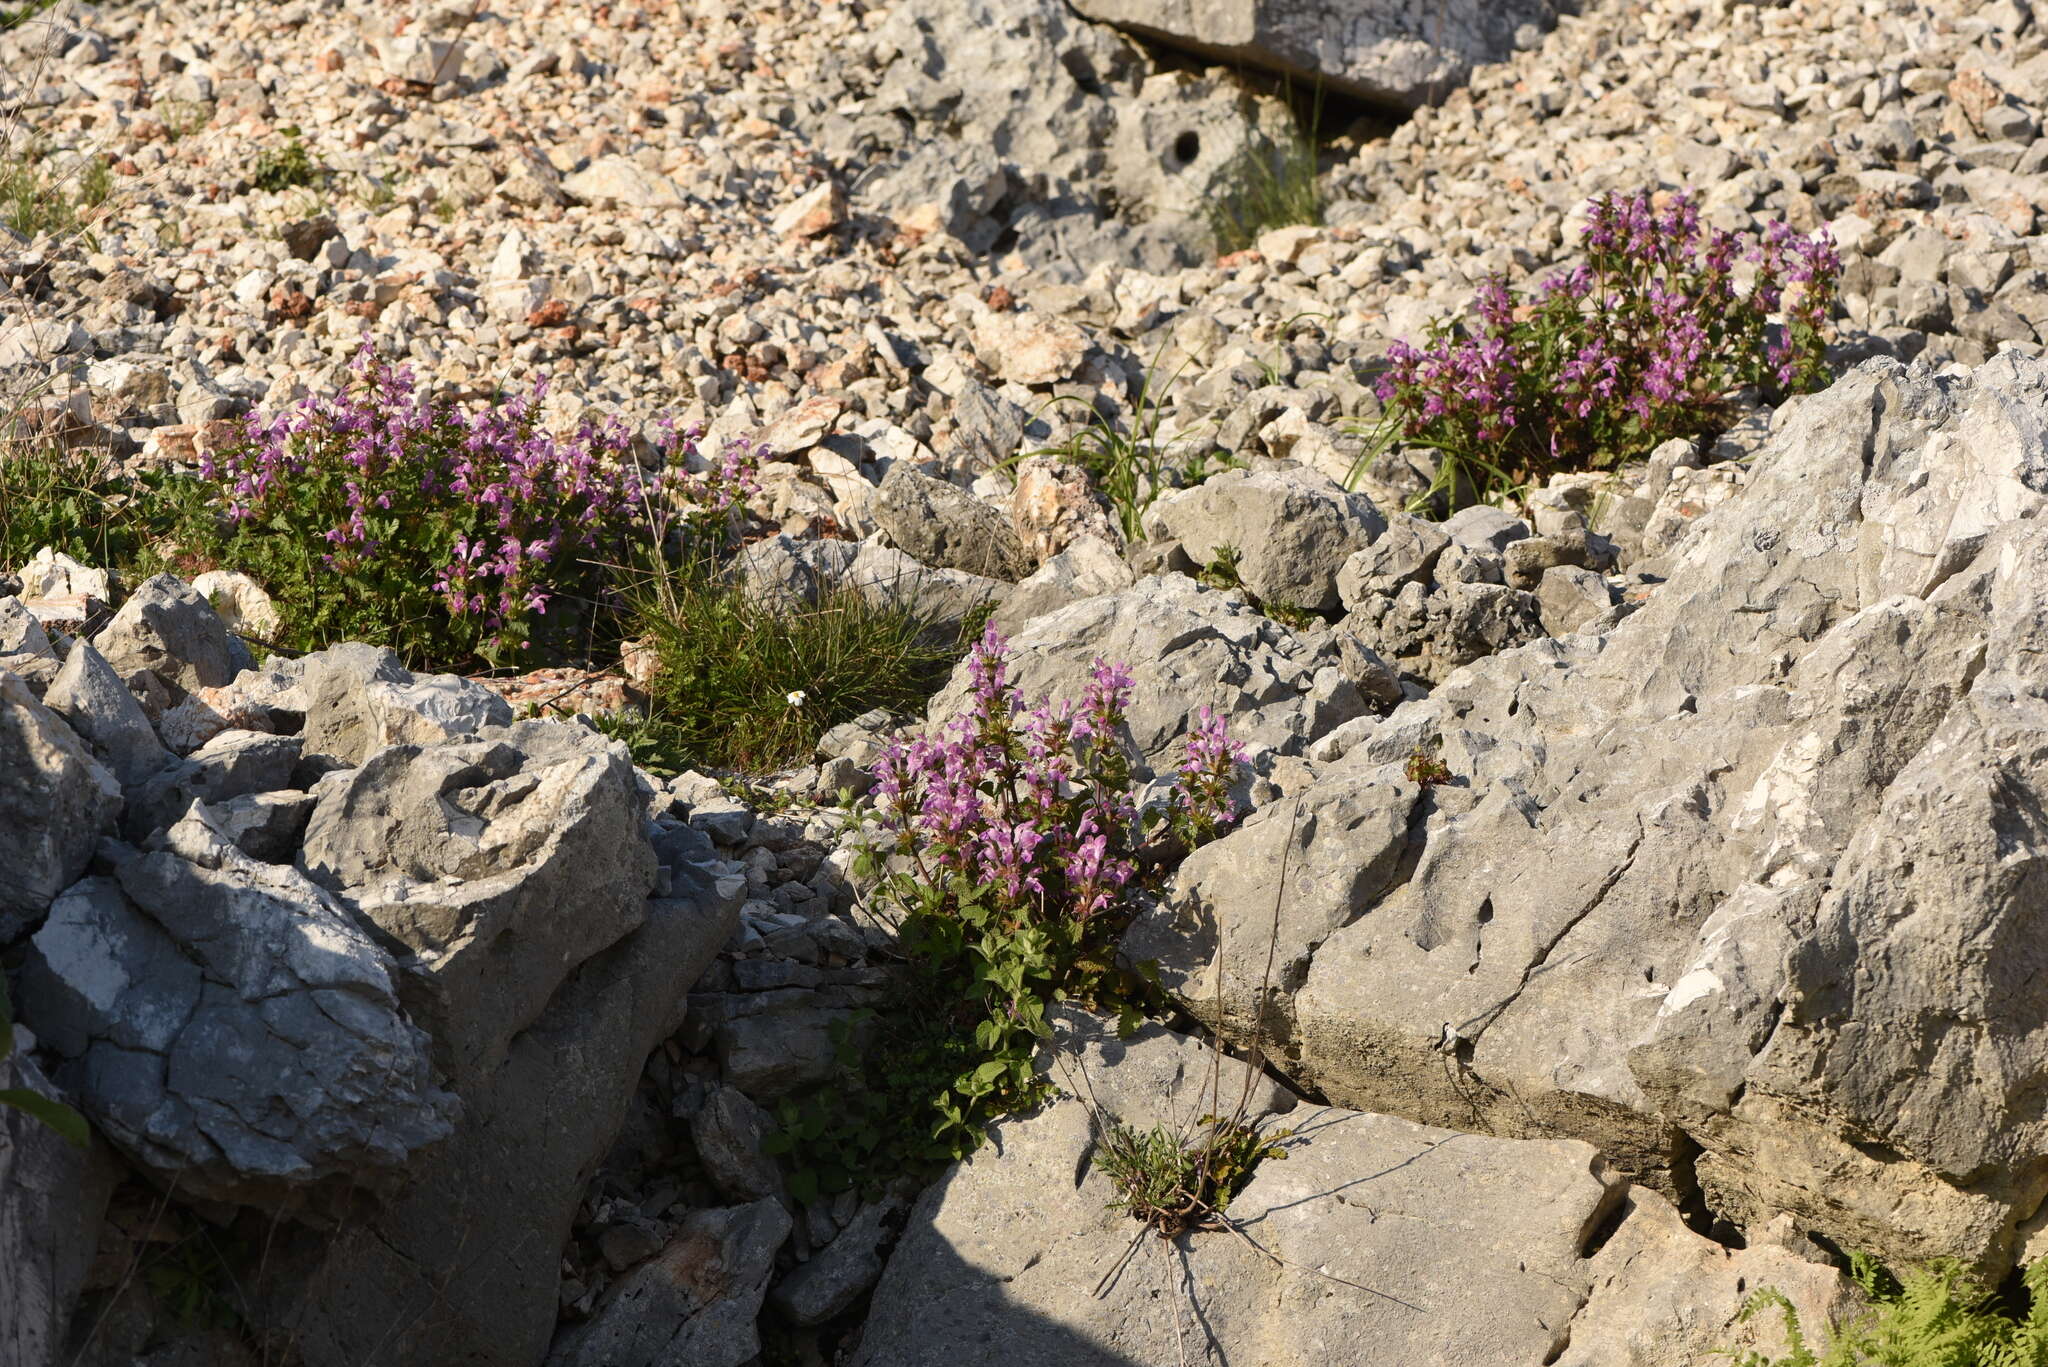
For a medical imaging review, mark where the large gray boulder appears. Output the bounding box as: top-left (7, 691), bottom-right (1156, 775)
top-left (91, 572), bottom-right (241, 695)
top-left (45, 641), bottom-right (172, 787)
top-left (1, 1041), bottom-right (120, 1367)
top-left (246, 719), bottom-right (738, 1367)
top-left (1069, 0), bottom-right (1558, 109)
top-left (802, 0), bottom-right (1292, 275)
top-left (300, 724), bottom-right (658, 1085)
top-left (856, 1013), bottom-right (1843, 1365)
top-left (18, 809), bottom-right (457, 1207)
top-left (294, 643), bottom-right (514, 765)
top-left (1132, 355), bottom-right (2048, 1274)
top-left (265, 884), bottom-right (744, 1367)
top-left (927, 573), bottom-right (1365, 776)
top-left (0, 669), bottom-right (123, 943)
top-left (1146, 466), bottom-right (1388, 615)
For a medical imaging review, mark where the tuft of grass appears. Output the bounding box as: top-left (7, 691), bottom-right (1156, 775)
top-left (250, 135), bottom-right (319, 193)
top-left (1019, 338), bottom-right (1230, 542)
top-left (1098, 1113), bottom-right (1291, 1240)
top-left (1, 143), bottom-right (109, 240)
top-left (0, 441), bottom-right (175, 574)
top-left (618, 560), bottom-right (978, 775)
top-left (1730, 1254), bottom-right (2048, 1367)
top-left (1207, 107), bottom-right (1323, 257)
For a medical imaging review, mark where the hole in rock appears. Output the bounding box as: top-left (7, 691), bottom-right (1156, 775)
top-left (1173, 129), bottom-right (1201, 165)
top-left (1579, 1192), bottom-right (1631, 1260)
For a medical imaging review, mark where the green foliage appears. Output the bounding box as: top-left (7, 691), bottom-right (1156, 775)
top-left (760, 1002), bottom-right (1007, 1203)
top-left (759, 865), bottom-right (1164, 1203)
top-left (1731, 1256), bottom-right (2048, 1367)
top-left (143, 1230), bottom-right (248, 1333)
top-left (1098, 1113), bottom-right (1292, 1238)
top-left (1403, 739), bottom-right (1453, 787)
top-left (1207, 107), bottom-right (1323, 256)
top-left (1196, 544), bottom-right (1319, 632)
top-left (621, 564), bottom-right (978, 775)
top-left (1020, 341), bottom-right (1227, 543)
top-left (162, 428), bottom-right (515, 666)
top-left (0, 142), bottom-right (107, 240)
top-left (0, 0), bottom-right (69, 33)
top-left (1351, 191), bottom-right (1841, 512)
top-left (0, 442), bottom-right (173, 575)
top-left (0, 974), bottom-right (90, 1148)
top-left (250, 135), bottom-right (319, 193)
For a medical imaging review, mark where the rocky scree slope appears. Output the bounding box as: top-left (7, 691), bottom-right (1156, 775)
top-left (8, 0), bottom-right (2048, 1362)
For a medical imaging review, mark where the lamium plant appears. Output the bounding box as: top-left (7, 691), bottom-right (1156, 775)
top-left (175, 347), bottom-right (756, 669)
top-left (763, 627), bottom-right (1248, 1199)
top-left (1358, 188), bottom-right (1843, 508)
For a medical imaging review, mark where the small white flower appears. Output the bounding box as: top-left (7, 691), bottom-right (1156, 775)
top-left (786, 690), bottom-right (807, 707)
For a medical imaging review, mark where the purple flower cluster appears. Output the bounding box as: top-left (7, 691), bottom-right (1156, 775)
top-left (1372, 189), bottom-right (1842, 501)
top-left (203, 347), bottom-right (757, 658)
top-left (872, 626), bottom-right (1244, 924)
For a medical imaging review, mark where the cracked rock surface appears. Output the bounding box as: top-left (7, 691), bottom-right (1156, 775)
top-left (1137, 353), bottom-right (2048, 1271)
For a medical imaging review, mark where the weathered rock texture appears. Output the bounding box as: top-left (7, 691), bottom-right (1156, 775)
top-left (928, 573), bottom-right (1365, 774)
top-left (1, 1045), bottom-right (119, 1367)
top-left (269, 885), bottom-right (742, 1367)
top-left (1069, 0), bottom-right (1558, 109)
top-left (0, 668), bottom-right (122, 943)
top-left (1132, 354), bottom-right (2048, 1275)
top-left (301, 723), bottom-right (658, 1085)
top-left (857, 1014), bottom-right (1845, 1366)
top-left (19, 809), bottom-right (458, 1208)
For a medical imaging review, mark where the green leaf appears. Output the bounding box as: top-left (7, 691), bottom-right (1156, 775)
top-left (0, 1088), bottom-right (90, 1148)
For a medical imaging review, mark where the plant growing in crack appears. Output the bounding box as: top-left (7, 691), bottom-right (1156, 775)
top-left (1727, 1251), bottom-right (2048, 1367)
top-left (759, 625), bottom-right (1250, 1199)
top-left (1196, 543), bottom-right (1321, 632)
top-left (1017, 333), bottom-right (1232, 542)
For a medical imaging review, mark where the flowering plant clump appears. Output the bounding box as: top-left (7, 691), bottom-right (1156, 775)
top-left (1362, 189), bottom-right (1842, 507)
top-left (758, 630), bottom-right (1246, 1198)
top-left (181, 348), bottom-right (755, 667)
top-left (855, 625), bottom-right (1246, 1146)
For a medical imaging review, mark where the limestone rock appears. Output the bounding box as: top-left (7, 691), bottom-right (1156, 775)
top-left (124, 727), bottom-right (302, 840)
top-left (929, 573), bottom-right (1365, 776)
top-left (1147, 466), bottom-right (1387, 615)
top-left (691, 1085), bottom-right (785, 1203)
top-left (1068, 0), bottom-right (1556, 108)
top-left (858, 1012), bottom-right (1814, 1366)
top-left (873, 464), bottom-right (1032, 582)
top-left (0, 669), bottom-right (122, 943)
top-left (1153, 355), bottom-right (2048, 1271)
top-left (44, 641), bottom-right (170, 787)
top-left (771, 179), bottom-right (845, 238)
top-left (1008, 455), bottom-right (1125, 566)
top-left (547, 1200), bottom-right (790, 1367)
top-left (19, 810), bottom-right (457, 1207)
top-left (269, 887), bottom-right (742, 1367)
top-left (299, 724), bottom-right (658, 1085)
top-left (970, 308), bottom-right (1090, 386)
top-left (562, 156), bottom-right (689, 209)
top-left (90, 573), bottom-right (241, 695)
top-left (989, 534), bottom-right (1136, 635)
top-left (0, 1042), bottom-right (119, 1367)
